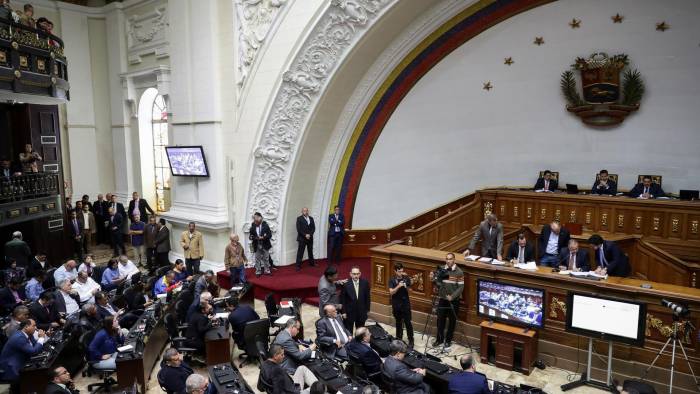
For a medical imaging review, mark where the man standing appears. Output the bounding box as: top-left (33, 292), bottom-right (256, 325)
top-left (4, 231), bottom-right (31, 269)
top-left (180, 222), bottom-right (204, 274)
top-left (339, 266), bottom-right (370, 333)
top-left (224, 234), bottom-right (247, 285)
top-left (144, 216), bottom-right (158, 270)
top-left (464, 214), bottom-right (503, 260)
top-left (107, 207), bottom-right (125, 257)
top-left (249, 212), bottom-right (272, 277)
top-left (448, 355), bottom-right (491, 394)
top-left (92, 194), bottom-right (108, 245)
top-left (127, 191), bottom-right (155, 223)
top-left (588, 234), bottom-right (631, 277)
top-left (79, 205), bottom-right (96, 254)
top-left (109, 194), bottom-right (127, 220)
top-left (558, 240), bottom-right (590, 272)
top-left (434, 253), bottom-right (464, 350)
top-left (327, 206), bottom-right (345, 264)
top-left (129, 214), bottom-right (146, 265)
top-left (506, 233), bottom-right (534, 264)
top-left (537, 221), bottom-right (570, 267)
top-left (295, 207), bottom-right (316, 271)
top-left (591, 169), bottom-right (617, 195)
top-left (67, 211), bottom-right (83, 260)
top-left (534, 170), bottom-right (557, 192)
top-left (630, 176), bottom-right (665, 199)
top-left (155, 218), bottom-right (171, 268)
top-left (318, 266), bottom-right (345, 317)
top-left (389, 263), bottom-right (413, 348)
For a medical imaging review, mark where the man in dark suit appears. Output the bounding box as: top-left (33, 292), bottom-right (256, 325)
top-left (591, 169), bottom-right (617, 195)
top-left (273, 318), bottom-right (318, 388)
top-left (630, 176), bottom-right (665, 199)
top-left (558, 240), bottom-right (590, 272)
top-left (157, 348), bottom-right (194, 394)
top-left (328, 205), bottom-right (345, 264)
top-left (27, 251), bottom-right (48, 280)
top-left (506, 233), bottom-right (535, 263)
top-left (66, 211), bottom-right (83, 260)
top-left (260, 343), bottom-right (317, 393)
top-left (537, 221), bottom-right (570, 267)
top-left (339, 266), bottom-right (370, 332)
top-left (92, 194), bottom-right (108, 245)
top-left (0, 278), bottom-right (26, 315)
top-left (4, 231), bottom-right (32, 269)
top-left (464, 214), bottom-right (503, 260)
top-left (155, 218), bottom-right (171, 268)
top-left (295, 207), bottom-right (316, 270)
top-left (227, 297), bottom-right (260, 349)
top-left (382, 340), bottom-right (428, 394)
top-left (45, 365), bottom-right (78, 394)
top-left (448, 354), bottom-right (491, 394)
top-left (588, 234), bottom-right (631, 277)
top-left (249, 212), bottom-right (272, 276)
top-left (107, 207), bottom-right (125, 257)
top-left (534, 170), bottom-right (557, 192)
top-left (127, 191), bottom-right (155, 223)
top-left (346, 327), bottom-right (382, 375)
top-left (109, 194), bottom-right (127, 219)
top-left (29, 291), bottom-right (62, 330)
top-left (0, 319), bottom-right (46, 382)
top-left (185, 302), bottom-right (212, 355)
top-left (316, 304), bottom-right (351, 360)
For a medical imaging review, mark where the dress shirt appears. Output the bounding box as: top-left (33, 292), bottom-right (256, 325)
top-left (353, 279), bottom-right (359, 298)
top-left (82, 211), bottom-right (90, 229)
top-left (24, 330), bottom-right (46, 345)
top-left (118, 261), bottom-right (139, 279)
top-left (78, 263), bottom-right (95, 276)
top-left (334, 215), bottom-right (341, 232)
top-left (132, 199), bottom-right (140, 216)
top-left (545, 232), bottom-right (559, 254)
top-left (568, 252), bottom-right (576, 271)
top-left (72, 277), bottom-right (101, 303)
top-left (25, 278), bottom-right (44, 301)
top-left (60, 291), bottom-right (79, 315)
top-left (101, 267), bottom-right (121, 286)
top-left (54, 265), bottom-right (78, 284)
top-left (330, 318), bottom-right (349, 344)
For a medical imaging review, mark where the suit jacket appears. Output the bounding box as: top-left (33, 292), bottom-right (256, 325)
top-left (468, 221), bottom-right (504, 257)
top-left (296, 215), bottom-right (316, 242)
top-left (180, 231), bottom-right (204, 259)
top-left (27, 257), bottom-right (48, 279)
top-left (144, 223), bottom-right (158, 249)
top-left (108, 213), bottom-right (123, 237)
top-left (629, 183), bottom-right (665, 198)
top-left (318, 275), bottom-right (339, 316)
top-left (4, 238), bottom-right (32, 267)
top-left (448, 371), bottom-right (491, 394)
top-left (260, 359), bottom-right (299, 394)
top-left (249, 221), bottom-right (272, 252)
top-left (92, 200), bottom-right (107, 218)
top-left (228, 305), bottom-right (260, 346)
top-left (534, 177), bottom-right (558, 192)
top-left (558, 247), bottom-right (590, 272)
top-left (328, 213), bottom-right (345, 235)
top-left (45, 382), bottom-right (76, 394)
top-left (66, 217), bottom-right (82, 238)
top-left (29, 301), bottom-right (61, 330)
top-left (273, 328), bottom-right (313, 374)
top-left (109, 201), bottom-right (126, 219)
top-left (185, 310), bottom-right (210, 348)
top-left (0, 287), bottom-right (25, 315)
top-left (77, 211), bottom-right (97, 234)
top-left (537, 225), bottom-right (571, 258)
top-left (591, 180), bottom-right (617, 195)
top-left (594, 241), bottom-right (630, 277)
top-left (158, 362), bottom-right (194, 394)
top-left (96, 303), bottom-right (118, 320)
top-left (127, 198), bottom-right (155, 222)
top-left (316, 316), bottom-right (351, 358)
top-left (0, 331), bottom-right (44, 381)
top-left (346, 340), bottom-right (382, 375)
top-left (339, 278), bottom-right (370, 322)
top-left (505, 241), bottom-right (535, 262)
top-left (155, 226), bottom-right (171, 253)
top-left (382, 356), bottom-right (428, 394)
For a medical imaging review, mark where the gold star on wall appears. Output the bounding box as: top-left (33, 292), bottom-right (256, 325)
top-left (656, 21), bottom-right (669, 32)
top-left (533, 37), bottom-right (544, 46)
top-left (612, 13), bottom-right (624, 23)
top-left (504, 57), bottom-right (514, 66)
top-left (569, 18), bottom-right (581, 29)
top-left (483, 82), bottom-right (493, 91)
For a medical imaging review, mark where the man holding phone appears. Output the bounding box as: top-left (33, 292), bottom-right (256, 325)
top-left (389, 263), bottom-right (414, 348)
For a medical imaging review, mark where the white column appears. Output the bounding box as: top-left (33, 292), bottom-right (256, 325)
top-left (163, 0), bottom-right (230, 272)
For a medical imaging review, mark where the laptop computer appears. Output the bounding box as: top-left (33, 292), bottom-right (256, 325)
top-left (565, 184), bottom-right (579, 194)
top-left (679, 190), bottom-right (699, 201)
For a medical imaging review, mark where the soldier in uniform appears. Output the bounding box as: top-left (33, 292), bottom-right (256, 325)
top-left (389, 263), bottom-right (414, 348)
top-left (433, 252), bottom-right (464, 350)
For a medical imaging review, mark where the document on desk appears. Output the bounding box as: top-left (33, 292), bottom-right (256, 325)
top-left (490, 260), bottom-right (506, 266)
top-left (274, 315), bottom-right (294, 325)
top-left (515, 261), bottom-right (537, 270)
top-left (466, 255), bottom-right (481, 261)
top-left (570, 271), bottom-right (608, 280)
top-left (478, 257), bottom-right (493, 263)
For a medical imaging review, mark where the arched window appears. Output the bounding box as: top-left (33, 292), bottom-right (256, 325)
top-left (138, 88), bottom-right (170, 212)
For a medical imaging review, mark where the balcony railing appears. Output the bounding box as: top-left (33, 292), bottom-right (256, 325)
top-left (0, 17), bottom-right (69, 100)
top-left (1, 172), bottom-right (60, 203)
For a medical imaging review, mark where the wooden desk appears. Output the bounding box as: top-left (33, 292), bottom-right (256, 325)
top-left (205, 325), bottom-right (231, 366)
top-left (116, 321), bottom-right (169, 391)
top-left (480, 321), bottom-right (538, 375)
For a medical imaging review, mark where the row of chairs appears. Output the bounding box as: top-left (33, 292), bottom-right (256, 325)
top-left (539, 171), bottom-right (663, 187)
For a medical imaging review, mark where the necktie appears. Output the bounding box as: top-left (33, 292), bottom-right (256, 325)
top-left (569, 253), bottom-right (575, 270)
top-left (518, 247), bottom-right (524, 263)
top-left (73, 219), bottom-right (79, 234)
top-left (354, 280), bottom-right (359, 298)
top-left (331, 319), bottom-right (347, 344)
top-left (644, 187), bottom-right (649, 195)
top-left (545, 180), bottom-right (549, 190)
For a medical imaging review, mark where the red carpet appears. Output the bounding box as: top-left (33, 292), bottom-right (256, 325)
top-left (219, 258), bottom-right (370, 305)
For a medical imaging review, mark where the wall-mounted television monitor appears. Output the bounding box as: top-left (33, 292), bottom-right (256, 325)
top-left (565, 292), bottom-right (646, 346)
top-left (165, 146), bottom-right (210, 177)
top-left (477, 279), bottom-right (545, 329)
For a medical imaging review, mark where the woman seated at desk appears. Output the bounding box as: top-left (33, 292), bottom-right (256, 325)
top-left (88, 315), bottom-right (124, 370)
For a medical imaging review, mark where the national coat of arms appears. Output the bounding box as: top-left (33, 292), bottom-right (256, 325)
top-left (561, 52), bottom-right (645, 126)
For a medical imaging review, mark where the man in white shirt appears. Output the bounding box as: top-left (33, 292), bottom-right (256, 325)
top-left (118, 254), bottom-right (139, 281)
top-left (72, 271), bottom-right (101, 303)
top-left (54, 260), bottom-right (78, 285)
top-left (57, 279), bottom-right (79, 315)
top-left (78, 254), bottom-right (96, 277)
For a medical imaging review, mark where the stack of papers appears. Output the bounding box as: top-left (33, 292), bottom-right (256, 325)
top-left (465, 255), bottom-right (480, 261)
top-left (570, 271), bottom-right (608, 280)
top-left (490, 260), bottom-right (506, 266)
top-left (515, 261), bottom-right (538, 270)
top-left (274, 315), bottom-right (294, 325)
top-left (478, 257), bottom-right (493, 263)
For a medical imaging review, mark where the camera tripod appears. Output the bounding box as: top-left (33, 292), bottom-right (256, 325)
top-left (421, 293), bottom-right (473, 358)
top-left (640, 317), bottom-right (699, 393)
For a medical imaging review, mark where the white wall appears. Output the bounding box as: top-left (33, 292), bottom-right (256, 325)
top-left (354, 0), bottom-right (700, 228)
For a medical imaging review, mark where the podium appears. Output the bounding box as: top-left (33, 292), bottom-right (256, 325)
top-left (480, 321), bottom-right (538, 375)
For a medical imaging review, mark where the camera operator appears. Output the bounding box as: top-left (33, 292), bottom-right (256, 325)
top-left (389, 263), bottom-right (414, 348)
top-left (433, 253), bottom-right (464, 350)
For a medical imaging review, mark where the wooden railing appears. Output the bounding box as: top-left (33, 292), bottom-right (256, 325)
top-left (404, 198), bottom-right (482, 249)
top-left (0, 172), bottom-right (60, 202)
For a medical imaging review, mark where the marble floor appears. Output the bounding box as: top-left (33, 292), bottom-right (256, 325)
top-left (62, 300), bottom-right (612, 394)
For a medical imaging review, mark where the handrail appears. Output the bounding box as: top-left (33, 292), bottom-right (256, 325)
top-left (404, 198), bottom-right (481, 234)
top-left (0, 16), bottom-right (65, 50)
top-left (0, 172), bottom-right (60, 202)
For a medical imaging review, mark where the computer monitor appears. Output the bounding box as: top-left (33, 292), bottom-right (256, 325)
top-left (477, 279), bottom-right (545, 329)
top-left (565, 292), bottom-right (646, 346)
top-left (566, 184), bottom-right (579, 194)
top-left (679, 190), bottom-right (699, 201)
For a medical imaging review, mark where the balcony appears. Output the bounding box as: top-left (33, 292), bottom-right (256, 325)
top-left (0, 18), bottom-right (69, 102)
top-left (1, 172), bottom-right (62, 226)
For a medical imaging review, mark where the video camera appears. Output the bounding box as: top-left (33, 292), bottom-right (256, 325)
top-left (432, 264), bottom-right (449, 284)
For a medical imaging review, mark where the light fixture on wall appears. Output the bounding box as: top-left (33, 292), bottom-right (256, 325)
top-left (611, 14), bottom-right (624, 23)
top-left (482, 81), bottom-right (493, 91)
top-left (655, 22), bottom-right (669, 32)
top-left (533, 37), bottom-right (544, 46)
top-left (569, 18), bottom-right (581, 29)
top-left (504, 57), bottom-right (514, 66)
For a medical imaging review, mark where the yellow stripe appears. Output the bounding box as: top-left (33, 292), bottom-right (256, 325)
top-left (330, 0), bottom-right (496, 211)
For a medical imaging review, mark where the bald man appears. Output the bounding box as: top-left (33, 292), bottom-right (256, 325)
top-left (295, 207), bottom-right (316, 270)
top-left (224, 233), bottom-right (248, 285)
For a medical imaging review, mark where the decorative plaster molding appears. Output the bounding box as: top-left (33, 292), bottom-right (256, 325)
top-left (235, 0), bottom-right (289, 90)
top-left (126, 5), bottom-right (170, 64)
top-left (120, 65), bottom-right (171, 118)
top-left (245, 0), bottom-right (393, 261)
